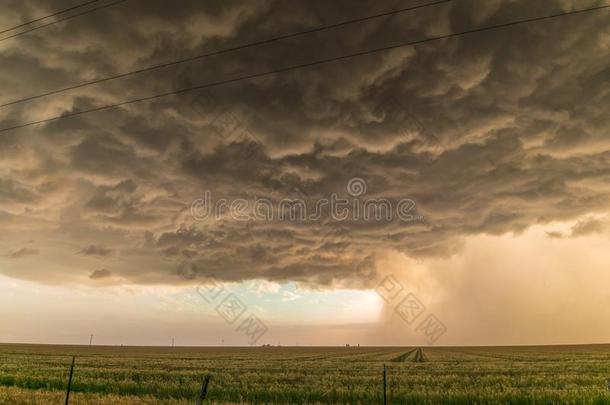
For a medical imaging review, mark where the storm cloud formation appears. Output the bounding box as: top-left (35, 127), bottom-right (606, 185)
top-left (1, 0), bottom-right (609, 289)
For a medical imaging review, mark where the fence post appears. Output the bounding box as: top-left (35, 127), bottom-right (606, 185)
top-left (383, 364), bottom-right (387, 405)
top-left (195, 374), bottom-right (211, 405)
top-left (64, 356), bottom-right (75, 405)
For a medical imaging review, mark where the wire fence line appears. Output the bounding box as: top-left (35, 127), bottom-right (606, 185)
top-left (53, 354), bottom-right (419, 404)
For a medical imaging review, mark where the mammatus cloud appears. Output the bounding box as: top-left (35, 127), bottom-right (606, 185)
top-left (0, 0), bottom-right (609, 290)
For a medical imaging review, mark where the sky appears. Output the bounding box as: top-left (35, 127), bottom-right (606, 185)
top-left (0, 0), bottom-right (609, 346)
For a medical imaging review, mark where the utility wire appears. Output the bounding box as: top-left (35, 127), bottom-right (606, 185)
top-left (1, 4), bottom-right (608, 134)
top-left (0, 0), bottom-right (102, 35)
top-left (0, 0), bottom-right (452, 108)
top-left (0, 0), bottom-right (130, 42)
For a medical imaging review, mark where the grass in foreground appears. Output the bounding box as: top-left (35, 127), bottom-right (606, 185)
top-left (1, 344), bottom-right (610, 404)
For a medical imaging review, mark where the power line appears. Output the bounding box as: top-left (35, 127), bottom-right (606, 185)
top-left (0, 0), bottom-right (130, 42)
top-left (1, 4), bottom-right (608, 134)
top-left (0, 0), bottom-right (102, 35)
top-left (0, 0), bottom-right (452, 108)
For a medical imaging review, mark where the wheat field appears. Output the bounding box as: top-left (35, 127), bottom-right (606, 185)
top-left (1, 344), bottom-right (610, 404)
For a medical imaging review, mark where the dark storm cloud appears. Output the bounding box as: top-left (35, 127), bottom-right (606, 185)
top-left (0, 0), bottom-right (609, 286)
top-left (89, 268), bottom-right (112, 279)
top-left (77, 244), bottom-right (113, 257)
top-left (0, 178), bottom-right (38, 203)
top-left (570, 217), bottom-right (608, 237)
top-left (545, 231), bottom-right (565, 239)
top-left (7, 247), bottom-right (39, 259)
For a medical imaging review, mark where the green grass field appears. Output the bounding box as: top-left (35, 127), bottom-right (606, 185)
top-left (1, 343), bottom-right (610, 404)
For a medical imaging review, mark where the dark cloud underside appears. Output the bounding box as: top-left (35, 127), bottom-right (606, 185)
top-left (0, 0), bottom-right (609, 286)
